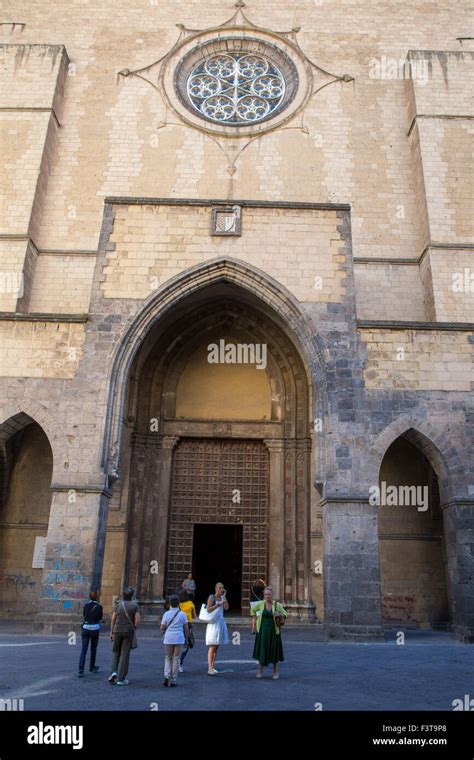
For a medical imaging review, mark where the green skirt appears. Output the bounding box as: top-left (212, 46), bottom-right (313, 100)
top-left (253, 612), bottom-right (284, 665)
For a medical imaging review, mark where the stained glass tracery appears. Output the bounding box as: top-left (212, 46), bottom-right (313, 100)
top-left (186, 52), bottom-right (286, 125)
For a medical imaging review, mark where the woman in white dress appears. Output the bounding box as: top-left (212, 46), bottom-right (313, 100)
top-left (205, 582), bottom-right (229, 675)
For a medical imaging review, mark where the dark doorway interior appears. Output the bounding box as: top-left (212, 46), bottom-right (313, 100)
top-left (192, 524), bottom-right (243, 612)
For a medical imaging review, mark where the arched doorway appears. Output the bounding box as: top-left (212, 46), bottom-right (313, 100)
top-left (0, 415), bottom-right (53, 618)
top-left (105, 279), bottom-right (315, 618)
top-left (378, 432), bottom-right (450, 628)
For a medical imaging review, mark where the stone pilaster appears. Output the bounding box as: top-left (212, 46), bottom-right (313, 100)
top-left (322, 498), bottom-right (383, 639)
top-left (124, 433), bottom-right (179, 617)
top-left (264, 439), bottom-right (285, 600)
top-left (442, 500), bottom-right (474, 643)
top-left (265, 437), bottom-right (315, 621)
top-left (146, 436), bottom-right (179, 609)
top-left (35, 485), bottom-right (110, 632)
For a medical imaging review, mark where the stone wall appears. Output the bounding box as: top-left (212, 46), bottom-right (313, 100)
top-left (0, 1), bottom-right (473, 637)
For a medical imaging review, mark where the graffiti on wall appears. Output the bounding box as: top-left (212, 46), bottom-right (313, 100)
top-left (42, 556), bottom-right (89, 608)
top-left (382, 594), bottom-right (416, 621)
top-left (0, 573), bottom-right (36, 591)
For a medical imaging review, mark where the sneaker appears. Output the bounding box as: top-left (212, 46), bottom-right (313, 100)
top-left (207, 668), bottom-right (218, 676)
top-left (170, 682), bottom-right (177, 688)
top-left (163, 678), bottom-right (169, 687)
top-left (116, 679), bottom-right (129, 685)
top-left (89, 666), bottom-right (100, 673)
top-left (108, 672), bottom-right (117, 684)
top-left (178, 666), bottom-right (184, 673)
top-left (77, 671), bottom-right (85, 678)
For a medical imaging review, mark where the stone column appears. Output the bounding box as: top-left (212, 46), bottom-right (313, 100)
top-left (264, 439), bottom-right (285, 600)
top-left (35, 484), bottom-right (110, 633)
top-left (147, 436), bottom-right (179, 608)
top-left (295, 439), bottom-right (315, 620)
top-left (125, 435), bottom-right (147, 591)
top-left (322, 498), bottom-right (384, 639)
top-left (284, 440), bottom-right (298, 604)
top-left (442, 500), bottom-right (474, 643)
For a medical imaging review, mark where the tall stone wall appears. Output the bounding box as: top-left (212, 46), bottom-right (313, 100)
top-left (0, 1), bottom-right (472, 638)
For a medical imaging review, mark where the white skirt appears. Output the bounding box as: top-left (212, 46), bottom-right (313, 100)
top-left (205, 618), bottom-right (229, 646)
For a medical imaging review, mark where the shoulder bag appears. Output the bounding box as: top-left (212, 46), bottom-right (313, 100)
top-left (199, 595), bottom-right (220, 623)
top-left (121, 601), bottom-right (138, 649)
top-left (273, 601), bottom-right (286, 628)
top-left (161, 608), bottom-right (181, 637)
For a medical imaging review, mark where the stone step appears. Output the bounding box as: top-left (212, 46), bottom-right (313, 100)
top-left (139, 617), bottom-right (325, 630)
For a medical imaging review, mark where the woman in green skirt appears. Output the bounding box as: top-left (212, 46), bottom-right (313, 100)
top-left (251, 586), bottom-right (288, 679)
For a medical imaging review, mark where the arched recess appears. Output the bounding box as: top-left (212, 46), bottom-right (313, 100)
top-left (0, 414), bottom-right (53, 618)
top-left (377, 428), bottom-right (451, 629)
top-left (101, 257), bottom-right (328, 478)
top-left (369, 414), bottom-right (458, 504)
top-left (100, 258), bottom-right (323, 619)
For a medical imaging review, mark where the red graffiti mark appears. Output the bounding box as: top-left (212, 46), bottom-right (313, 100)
top-left (382, 594), bottom-right (416, 621)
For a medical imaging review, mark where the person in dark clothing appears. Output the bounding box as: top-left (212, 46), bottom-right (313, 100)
top-left (109, 587), bottom-right (140, 685)
top-left (78, 590), bottom-right (103, 677)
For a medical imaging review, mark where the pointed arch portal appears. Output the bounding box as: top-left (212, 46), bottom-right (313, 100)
top-left (101, 258), bottom-right (321, 618)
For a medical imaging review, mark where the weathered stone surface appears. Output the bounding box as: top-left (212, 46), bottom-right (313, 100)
top-left (0, 2), bottom-right (473, 639)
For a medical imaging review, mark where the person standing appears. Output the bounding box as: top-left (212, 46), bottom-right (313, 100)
top-left (77, 590), bottom-right (103, 677)
top-left (109, 587), bottom-right (140, 686)
top-left (206, 582), bottom-right (229, 675)
top-left (181, 573), bottom-right (196, 600)
top-left (251, 586), bottom-right (287, 680)
top-left (178, 590), bottom-right (196, 673)
top-left (160, 595), bottom-right (188, 687)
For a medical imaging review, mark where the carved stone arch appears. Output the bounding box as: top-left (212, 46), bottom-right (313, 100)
top-left (0, 404), bottom-right (62, 482)
top-left (124, 295), bottom-right (303, 435)
top-left (103, 256), bottom-right (325, 617)
top-left (0, 411), bottom-right (36, 442)
top-left (151, 310), bottom-right (288, 423)
top-left (370, 414), bottom-right (459, 503)
top-left (101, 255), bottom-right (328, 477)
top-left (373, 416), bottom-right (466, 634)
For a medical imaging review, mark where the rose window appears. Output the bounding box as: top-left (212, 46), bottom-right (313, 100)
top-left (186, 52), bottom-right (287, 125)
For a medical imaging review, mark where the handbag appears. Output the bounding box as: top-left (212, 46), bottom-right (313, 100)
top-left (199, 596), bottom-right (220, 623)
top-left (187, 625), bottom-right (195, 649)
top-left (121, 601), bottom-right (138, 649)
top-left (273, 602), bottom-right (286, 628)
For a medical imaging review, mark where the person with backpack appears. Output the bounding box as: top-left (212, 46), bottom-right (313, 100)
top-left (77, 589), bottom-right (103, 677)
top-left (160, 595), bottom-right (188, 687)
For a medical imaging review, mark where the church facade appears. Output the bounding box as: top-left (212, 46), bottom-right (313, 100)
top-left (0, 1), bottom-right (473, 640)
